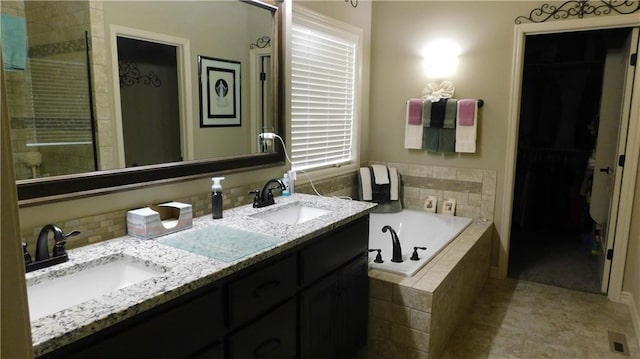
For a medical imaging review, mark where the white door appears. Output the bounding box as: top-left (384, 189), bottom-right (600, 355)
top-left (596, 28), bottom-right (639, 293)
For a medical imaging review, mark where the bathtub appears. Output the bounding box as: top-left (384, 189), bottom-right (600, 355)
top-left (368, 210), bottom-right (473, 276)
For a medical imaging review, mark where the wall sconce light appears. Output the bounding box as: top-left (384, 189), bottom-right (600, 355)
top-left (422, 40), bottom-right (461, 79)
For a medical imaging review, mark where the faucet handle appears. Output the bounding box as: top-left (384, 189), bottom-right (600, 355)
top-left (22, 242), bottom-right (33, 265)
top-left (53, 230), bottom-right (80, 257)
top-left (249, 189), bottom-right (261, 207)
top-left (64, 230), bottom-right (81, 239)
top-left (410, 246), bottom-right (427, 261)
top-left (368, 249), bottom-right (384, 263)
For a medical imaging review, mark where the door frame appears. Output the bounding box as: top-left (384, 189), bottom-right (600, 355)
top-left (250, 47), bottom-right (272, 154)
top-left (109, 25), bottom-right (194, 168)
top-left (500, 14), bottom-right (640, 302)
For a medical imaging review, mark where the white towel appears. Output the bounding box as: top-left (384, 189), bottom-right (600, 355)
top-left (359, 167), bottom-right (373, 201)
top-left (455, 101), bottom-right (478, 153)
top-left (371, 164), bottom-right (390, 185)
top-left (389, 167), bottom-right (399, 201)
top-left (404, 101), bottom-right (423, 149)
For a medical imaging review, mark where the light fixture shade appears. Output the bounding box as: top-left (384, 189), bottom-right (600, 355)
top-left (422, 40), bottom-right (461, 79)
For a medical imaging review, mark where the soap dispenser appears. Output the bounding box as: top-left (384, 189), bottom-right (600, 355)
top-left (211, 177), bottom-right (225, 219)
top-left (282, 173), bottom-right (290, 196)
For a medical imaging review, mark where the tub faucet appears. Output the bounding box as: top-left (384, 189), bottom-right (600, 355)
top-left (382, 225), bottom-right (403, 263)
top-left (250, 178), bottom-right (286, 208)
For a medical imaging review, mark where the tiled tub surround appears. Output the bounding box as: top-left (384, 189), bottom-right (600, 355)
top-left (368, 220), bottom-right (493, 359)
top-left (27, 193), bottom-right (376, 357)
top-left (371, 162), bottom-right (497, 221)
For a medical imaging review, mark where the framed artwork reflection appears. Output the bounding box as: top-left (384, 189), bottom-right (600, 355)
top-left (198, 56), bottom-right (241, 127)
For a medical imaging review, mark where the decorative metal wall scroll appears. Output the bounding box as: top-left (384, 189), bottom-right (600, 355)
top-left (250, 36), bottom-right (271, 49)
top-left (345, 0), bottom-right (357, 8)
top-left (118, 61), bottom-right (161, 88)
top-left (515, 0), bottom-right (640, 24)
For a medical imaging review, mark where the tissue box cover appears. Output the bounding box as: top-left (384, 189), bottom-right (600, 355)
top-left (127, 201), bottom-right (192, 239)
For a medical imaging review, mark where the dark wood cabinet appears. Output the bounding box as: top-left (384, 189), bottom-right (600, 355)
top-left (336, 255), bottom-right (369, 356)
top-left (227, 254), bottom-right (297, 329)
top-left (228, 298), bottom-right (297, 359)
top-left (40, 215), bottom-right (369, 359)
top-left (42, 285), bottom-right (225, 359)
top-left (300, 255), bottom-right (369, 359)
top-left (300, 271), bottom-right (340, 359)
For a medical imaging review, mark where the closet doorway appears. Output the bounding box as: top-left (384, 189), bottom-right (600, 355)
top-left (508, 27), bottom-right (638, 293)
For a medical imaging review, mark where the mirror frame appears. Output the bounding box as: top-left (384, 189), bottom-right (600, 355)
top-left (16, 0), bottom-right (285, 205)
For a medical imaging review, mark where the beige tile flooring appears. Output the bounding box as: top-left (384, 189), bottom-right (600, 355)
top-left (440, 278), bottom-right (639, 359)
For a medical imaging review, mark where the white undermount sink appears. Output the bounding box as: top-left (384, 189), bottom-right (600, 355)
top-left (27, 255), bottom-right (165, 320)
top-left (252, 204), bottom-right (332, 225)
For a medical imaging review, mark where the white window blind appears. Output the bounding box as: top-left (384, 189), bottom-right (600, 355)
top-left (291, 12), bottom-right (359, 172)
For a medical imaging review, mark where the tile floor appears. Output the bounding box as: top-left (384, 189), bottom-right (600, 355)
top-left (440, 278), bottom-right (639, 359)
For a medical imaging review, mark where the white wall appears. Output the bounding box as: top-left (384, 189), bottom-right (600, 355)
top-left (368, 1), bottom-right (638, 275)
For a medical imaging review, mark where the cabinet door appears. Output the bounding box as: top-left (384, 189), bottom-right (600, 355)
top-left (337, 255), bottom-right (369, 356)
top-left (300, 272), bottom-right (340, 359)
top-left (228, 298), bottom-right (297, 359)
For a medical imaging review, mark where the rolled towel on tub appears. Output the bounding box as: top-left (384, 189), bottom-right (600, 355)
top-left (359, 166), bottom-right (399, 202)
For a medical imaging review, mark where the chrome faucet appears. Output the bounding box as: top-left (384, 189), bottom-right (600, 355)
top-left (250, 178), bottom-right (286, 208)
top-left (25, 224), bottom-right (80, 272)
top-left (382, 225), bottom-right (403, 263)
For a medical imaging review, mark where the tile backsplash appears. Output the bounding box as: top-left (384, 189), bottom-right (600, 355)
top-left (20, 173), bottom-right (360, 251)
top-left (20, 163), bottom-right (496, 251)
top-left (371, 161), bottom-right (497, 220)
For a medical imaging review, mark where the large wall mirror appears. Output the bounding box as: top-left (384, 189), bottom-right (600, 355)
top-left (2, 0), bottom-right (284, 203)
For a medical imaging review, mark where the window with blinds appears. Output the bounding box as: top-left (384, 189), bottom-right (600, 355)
top-left (291, 10), bottom-right (359, 172)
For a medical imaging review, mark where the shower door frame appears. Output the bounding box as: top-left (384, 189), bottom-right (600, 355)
top-left (501, 14), bottom-right (640, 303)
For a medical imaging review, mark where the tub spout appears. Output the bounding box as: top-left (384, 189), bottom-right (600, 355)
top-left (382, 225), bottom-right (403, 263)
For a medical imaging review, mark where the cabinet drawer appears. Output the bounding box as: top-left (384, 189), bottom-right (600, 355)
top-left (228, 298), bottom-right (297, 359)
top-left (228, 255), bottom-right (297, 328)
top-left (300, 216), bottom-right (369, 286)
top-left (59, 286), bottom-right (224, 359)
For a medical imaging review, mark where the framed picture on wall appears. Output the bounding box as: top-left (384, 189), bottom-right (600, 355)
top-left (442, 198), bottom-right (456, 216)
top-left (198, 56), bottom-right (241, 127)
top-left (424, 195), bottom-right (437, 213)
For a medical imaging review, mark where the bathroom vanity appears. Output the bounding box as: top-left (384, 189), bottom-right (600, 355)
top-left (29, 194), bottom-right (375, 359)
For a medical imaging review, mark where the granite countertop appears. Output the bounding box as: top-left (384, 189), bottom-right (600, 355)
top-left (28, 193), bottom-right (376, 357)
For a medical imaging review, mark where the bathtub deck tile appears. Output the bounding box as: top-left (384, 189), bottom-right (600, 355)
top-left (409, 308), bottom-right (431, 333)
top-left (369, 336), bottom-right (409, 359)
top-left (406, 347), bottom-right (429, 359)
top-left (390, 323), bottom-right (430, 352)
top-left (369, 316), bottom-right (391, 339)
top-left (369, 269), bottom-right (421, 287)
top-left (392, 285), bottom-right (432, 313)
top-left (366, 220), bottom-right (494, 359)
top-left (370, 278), bottom-right (393, 301)
top-left (372, 298), bottom-right (412, 327)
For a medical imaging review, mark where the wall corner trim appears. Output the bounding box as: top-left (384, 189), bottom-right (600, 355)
top-left (621, 291), bottom-right (640, 349)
